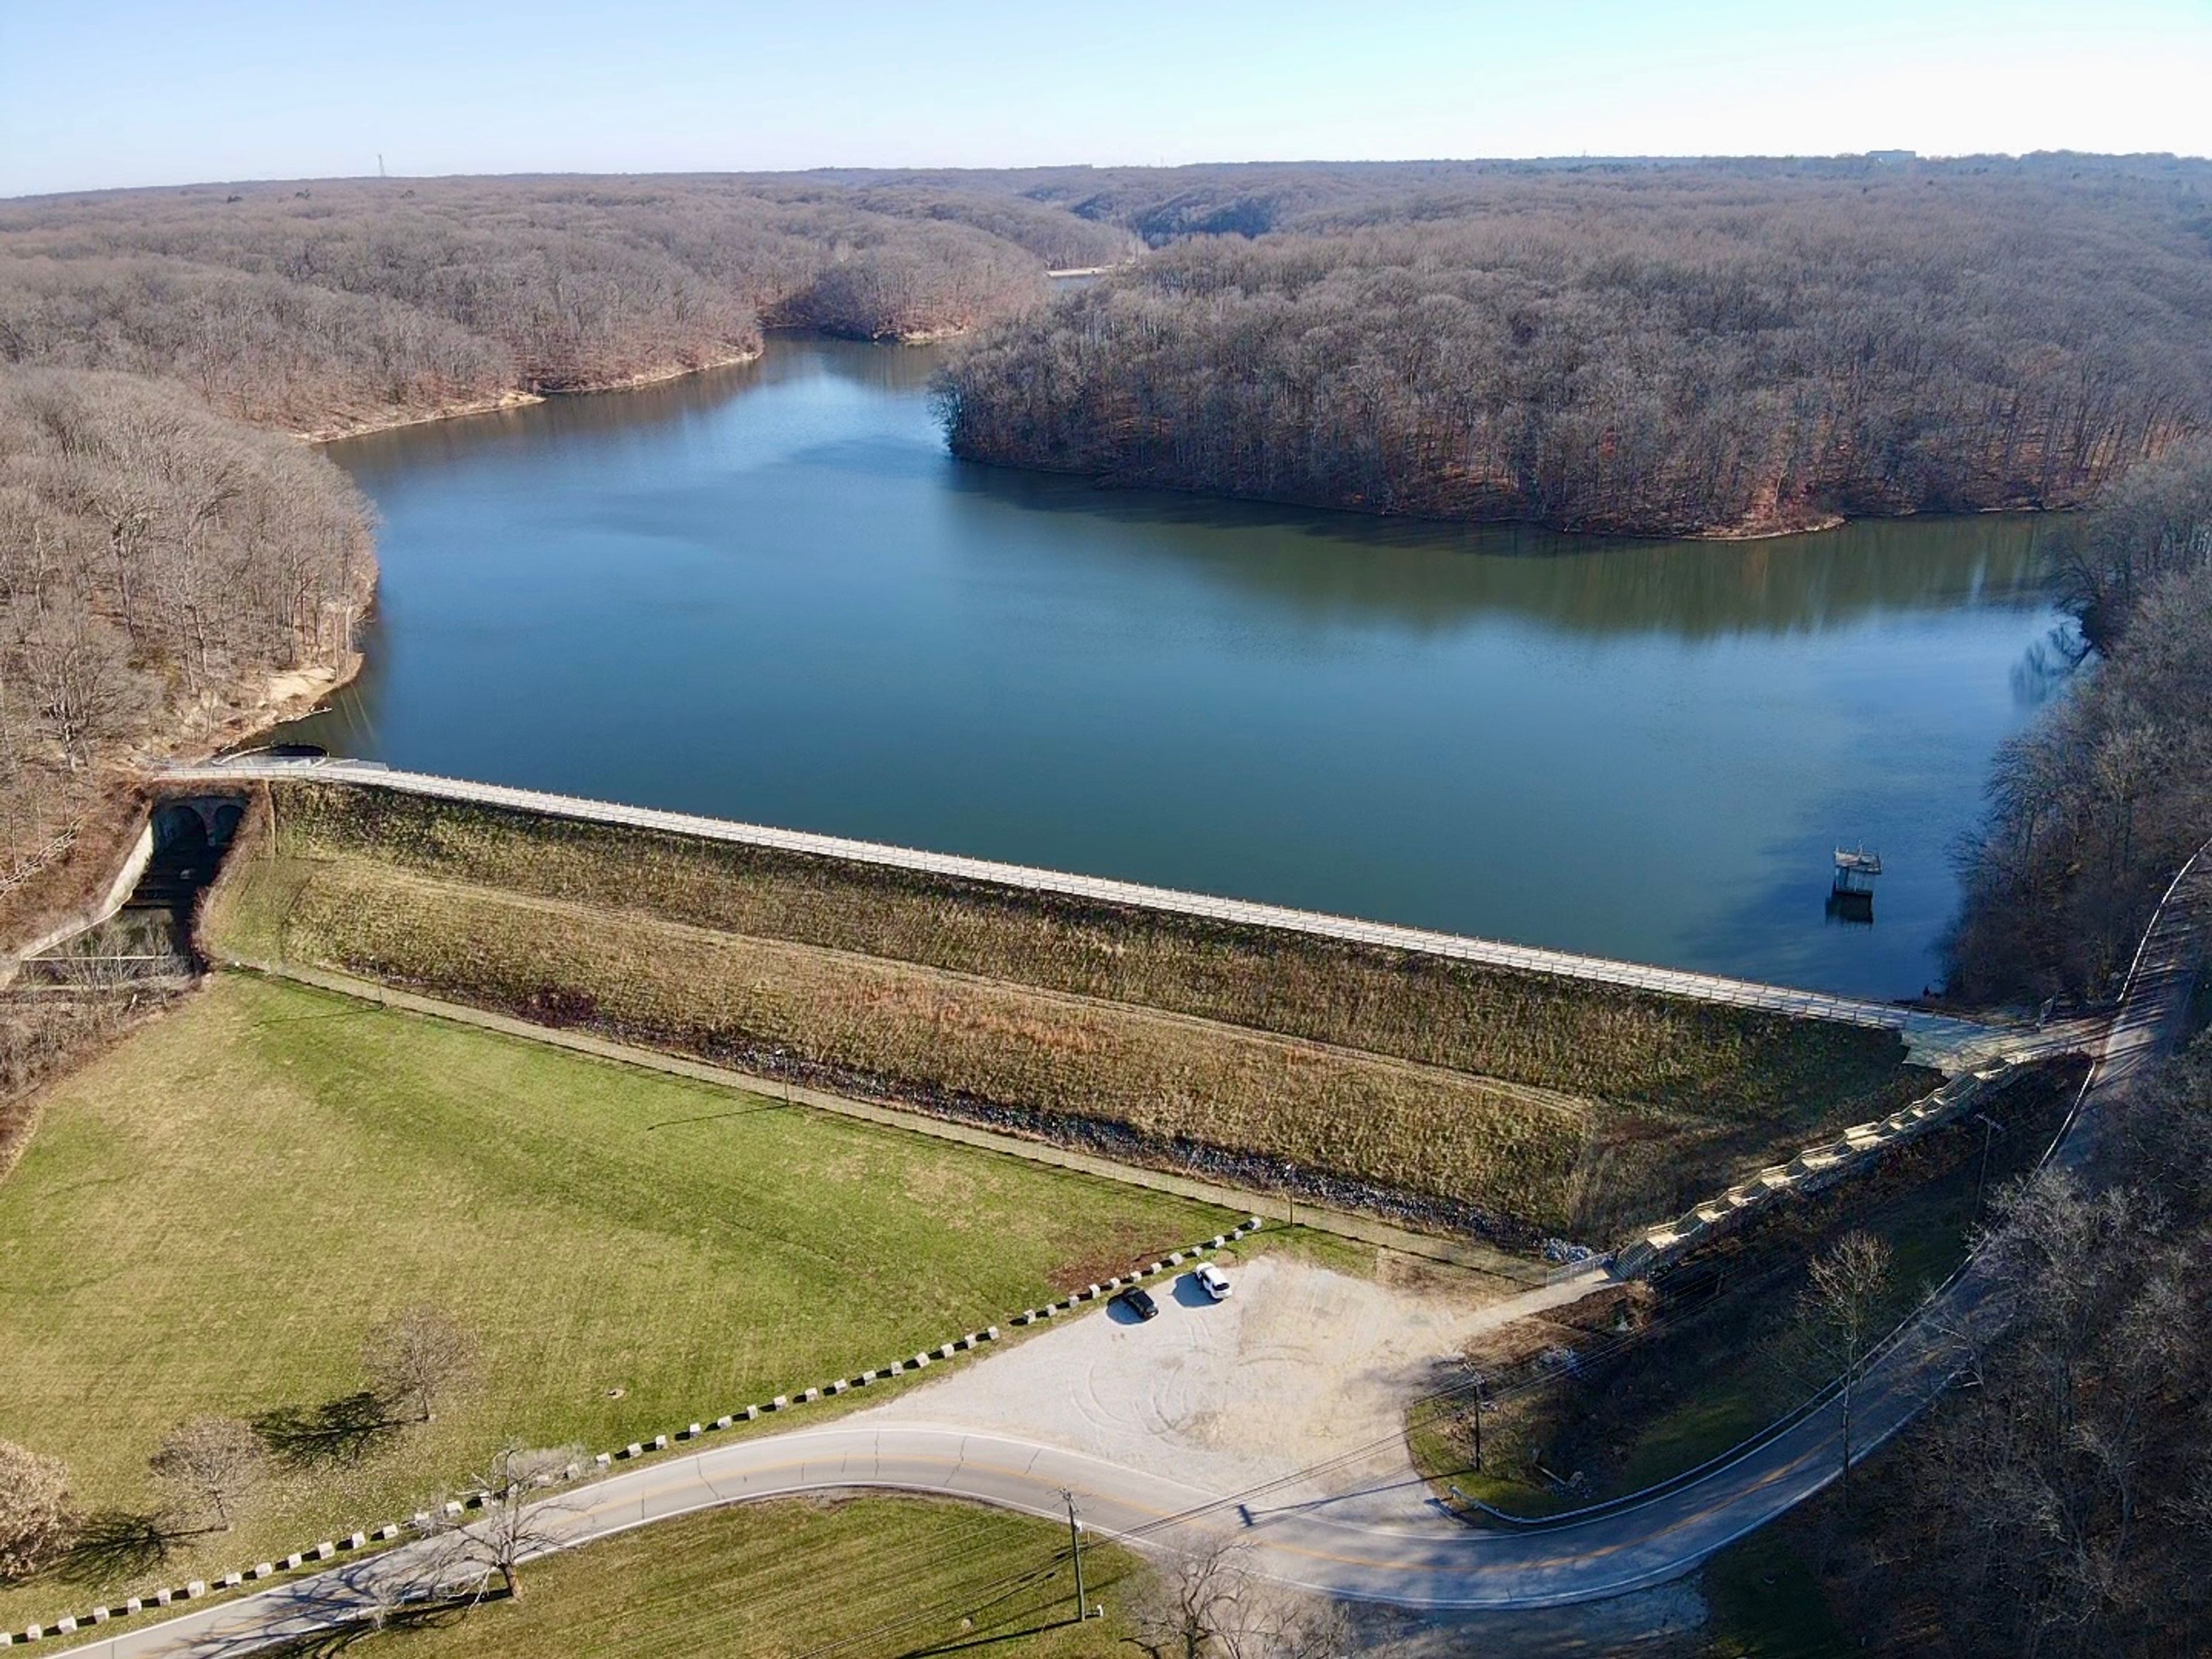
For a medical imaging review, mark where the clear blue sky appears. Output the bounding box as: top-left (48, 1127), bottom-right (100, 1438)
top-left (4, 0), bottom-right (2209, 198)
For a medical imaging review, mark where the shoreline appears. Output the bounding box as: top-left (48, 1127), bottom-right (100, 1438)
top-left (294, 344), bottom-right (767, 446)
top-left (287, 336), bottom-right (2052, 548)
top-left (950, 450), bottom-right (2067, 547)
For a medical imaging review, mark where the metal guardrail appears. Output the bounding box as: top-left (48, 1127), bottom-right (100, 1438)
top-left (161, 759), bottom-right (1997, 1045)
top-left (1466, 832), bottom-right (2212, 1533)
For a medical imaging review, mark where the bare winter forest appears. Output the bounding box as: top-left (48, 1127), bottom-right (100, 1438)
top-left (3, 158), bottom-right (2212, 947)
top-left (1947, 441), bottom-right (2212, 1002)
top-left (937, 156), bottom-right (2212, 536)
top-left (0, 176), bottom-right (1134, 434)
top-left (0, 174), bottom-right (1131, 934)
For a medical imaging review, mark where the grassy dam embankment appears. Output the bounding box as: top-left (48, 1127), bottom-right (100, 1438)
top-left (200, 781), bottom-right (1934, 1243)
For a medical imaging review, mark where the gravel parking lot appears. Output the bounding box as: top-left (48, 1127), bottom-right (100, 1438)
top-left (859, 1249), bottom-right (1597, 1528)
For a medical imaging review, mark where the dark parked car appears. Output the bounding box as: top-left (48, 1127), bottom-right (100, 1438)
top-left (1116, 1285), bottom-right (1160, 1321)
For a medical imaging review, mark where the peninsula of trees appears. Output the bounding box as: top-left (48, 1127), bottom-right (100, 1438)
top-left (935, 156), bottom-right (2212, 537)
top-left (0, 176), bottom-right (1134, 438)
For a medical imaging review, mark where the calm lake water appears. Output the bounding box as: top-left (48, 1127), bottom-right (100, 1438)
top-left (284, 335), bottom-right (2063, 1001)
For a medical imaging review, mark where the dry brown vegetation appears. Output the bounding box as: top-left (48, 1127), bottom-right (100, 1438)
top-left (201, 783), bottom-right (1928, 1243)
top-left (938, 156), bottom-right (2212, 536)
top-left (1948, 443), bottom-right (2212, 1003)
top-left (0, 989), bottom-right (173, 1182)
top-left (0, 366), bottom-right (373, 954)
top-left (257, 783), bottom-right (1915, 1121)
top-left (0, 177), bottom-right (1130, 435)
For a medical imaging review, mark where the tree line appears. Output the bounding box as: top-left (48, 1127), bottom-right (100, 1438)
top-left (1810, 435), bottom-right (2212, 1653)
top-left (1802, 1028), bottom-right (2212, 1656)
top-left (0, 176), bottom-right (1111, 435)
top-left (1946, 442), bottom-right (2212, 1004)
top-left (0, 174), bottom-right (1126, 930)
top-left (0, 366), bottom-right (373, 895)
top-left (935, 156), bottom-right (2212, 536)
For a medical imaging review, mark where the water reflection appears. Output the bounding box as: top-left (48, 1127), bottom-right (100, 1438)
top-left (940, 461), bottom-right (2048, 640)
top-left (289, 335), bottom-right (2060, 999)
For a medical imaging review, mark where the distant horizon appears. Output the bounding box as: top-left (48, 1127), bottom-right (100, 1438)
top-left (5, 0), bottom-right (2207, 198)
top-left (10, 148), bottom-right (2210, 207)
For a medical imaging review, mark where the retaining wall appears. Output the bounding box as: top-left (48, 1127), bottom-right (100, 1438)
top-left (0, 820), bottom-right (154, 988)
top-left (1612, 1062), bottom-right (2028, 1278)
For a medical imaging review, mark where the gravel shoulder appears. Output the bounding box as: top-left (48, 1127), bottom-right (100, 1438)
top-left (855, 1251), bottom-right (1604, 1530)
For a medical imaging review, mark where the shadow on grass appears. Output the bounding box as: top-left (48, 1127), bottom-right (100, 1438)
top-left (249, 1594), bottom-right (488, 1656)
top-left (253, 1391), bottom-right (408, 1468)
top-left (57, 1510), bottom-right (177, 1584)
top-left (904, 1615), bottom-right (1087, 1656)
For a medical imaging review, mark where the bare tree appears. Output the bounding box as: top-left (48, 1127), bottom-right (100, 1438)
top-left (423, 1443), bottom-right (584, 1604)
top-left (1128, 1541), bottom-right (1249, 1659)
top-left (1791, 1230), bottom-right (1894, 1508)
top-left (363, 1306), bottom-right (481, 1424)
top-left (149, 1415), bottom-right (266, 1535)
top-left (0, 1437), bottom-right (77, 1581)
top-left (1128, 1540), bottom-right (1346, 1659)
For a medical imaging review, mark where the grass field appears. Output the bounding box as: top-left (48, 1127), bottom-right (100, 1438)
top-left (358, 1495), bottom-right (1143, 1659)
top-left (214, 855), bottom-right (1589, 1233)
top-left (0, 975), bottom-right (1230, 1630)
top-left (209, 784), bottom-right (1933, 1238)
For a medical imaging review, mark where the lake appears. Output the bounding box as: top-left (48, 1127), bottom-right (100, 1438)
top-left (282, 335), bottom-right (2063, 1001)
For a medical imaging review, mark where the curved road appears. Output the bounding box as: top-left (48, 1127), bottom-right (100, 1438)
top-left (57, 841), bottom-right (2209, 1655)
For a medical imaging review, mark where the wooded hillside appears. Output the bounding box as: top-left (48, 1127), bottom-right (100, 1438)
top-left (0, 173), bottom-right (1132, 937)
top-left (0, 176), bottom-right (1122, 437)
top-left (935, 157), bottom-right (2212, 536)
top-left (0, 368), bottom-right (372, 929)
top-left (1946, 442), bottom-right (2212, 1005)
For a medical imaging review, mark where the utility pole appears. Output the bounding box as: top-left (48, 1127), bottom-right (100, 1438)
top-left (1471, 1373), bottom-right (1484, 1472)
top-left (1061, 1490), bottom-right (1090, 1623)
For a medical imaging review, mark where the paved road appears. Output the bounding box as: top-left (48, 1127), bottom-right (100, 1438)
top-left (162, 759), bottom-right (2003, 1062)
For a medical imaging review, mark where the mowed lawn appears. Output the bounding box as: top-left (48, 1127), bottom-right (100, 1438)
top-left (0, 974), bottom-right (1229, 1626)
top-left (371, 1495), bottom-right (1142, 1658)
